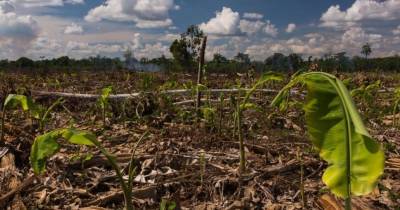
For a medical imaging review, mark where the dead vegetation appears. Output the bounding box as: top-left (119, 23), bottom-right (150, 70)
top-left (0, 70), bottom-right (399, 210)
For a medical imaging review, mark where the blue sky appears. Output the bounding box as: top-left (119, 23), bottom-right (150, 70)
top-left (0, 0), bottom-right (399, 60)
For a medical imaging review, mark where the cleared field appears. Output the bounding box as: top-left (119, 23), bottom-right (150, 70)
top-left (0, 70), bottom-right (399, 209)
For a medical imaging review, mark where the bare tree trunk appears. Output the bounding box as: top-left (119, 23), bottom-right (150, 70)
top-left (196, 36), bottom-right (207, 115)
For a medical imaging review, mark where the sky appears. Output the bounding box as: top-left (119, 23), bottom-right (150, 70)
top-left (0, 0), bottom-right (399, 61)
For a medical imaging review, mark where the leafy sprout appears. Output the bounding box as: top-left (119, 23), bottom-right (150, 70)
top-left (236, 72), bottom-right (283, 174)
top-left (271, 72), bottom-right (384, 210)
top-left (30, 128), bottom-right (149, 210)
top-left (1, 94), bottom-right (41, 144)
top-left (98, 86), bottom-right (113, 127)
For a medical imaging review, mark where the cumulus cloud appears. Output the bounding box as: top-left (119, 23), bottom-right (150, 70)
top-left (135, 19), bottom-right (172, 28)
top-left (127, 33), bottom-right (171, 58)
top-left (0, 1), bottom-right (40, 57)
top-left (320, 0), bottom-right (400, 29)
top-left (244, 36), bottom-right (329, 61)
top-left (393, 25), bottom-right (400, 35)
top-left (64, 22), bottom-right (83, 34)
top-left (286, 23), bottom-right (296, 33)
top-left (10, 0), bottom-right (84, 7)
top-left (243, 12), bottom-right (263, 20)
top-left (199, 7), bottom-right (240, 36)
top-left (239, 19), bottom-right (265, 35)
top-left (27, 37), bottom-right (127, 59)
top-left (341, 27), bottom-right (382, 46)
top-left (25, 33), bottom-right (172, 60)
top-left (85, 0), bottom-right (176, 28)
top-left (263, 20), bottom-right (278, 37)
top-left (200, 7), bottom-right (279, 37)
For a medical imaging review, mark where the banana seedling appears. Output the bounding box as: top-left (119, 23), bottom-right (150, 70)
top-left (351, 80), bottom-right (381, 116)
top-left (30, 128), bottom-right (149, 210)
top-left (98, 86), bottom-right (113, 127)
top-left (1, 94), bottom-right (43, 144)
top-left (271, 72), bottom-right (384, 210)
top-left (0, 94), bottom-right (65, 142)
top-left (235, 72), bottom-right (283, 174)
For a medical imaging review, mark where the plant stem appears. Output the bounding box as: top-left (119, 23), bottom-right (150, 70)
top-left (237, 102), bottom-right (245, 174)
top-left (343, 93), bottom-right (353, 210)
top-left (345, 198), bottom-right (351, 210)
top-left (297, 147), bottom-right (306, 208)
top-left (128, 132), bottom-right (148, 188)
top-left (102, 106), bottom-right (106, 127)
top-left (95, 144), bottom-right (133, 210)
top-left (218, 94), bottom-right (224, 136)
top-left (41, 98), bottom-right (64, 131)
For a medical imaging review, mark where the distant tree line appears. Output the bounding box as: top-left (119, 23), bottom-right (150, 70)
top-left (1, 29), bottom-right (400, 73)
top-left (0, 56), bottom-right (124, 72)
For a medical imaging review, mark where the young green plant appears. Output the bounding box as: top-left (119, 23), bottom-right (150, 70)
top-left (350, 80), bottom-right (381, 116)
top-left (271, 72), bottom-right (384, 210)
top-left (1, 94), bottom-right (41, 144)
top-left (236, 72), bottom-right (283, 174)
top-left (30, 128), bottom-right (149, 210)
top-left (98, 86), bottom-right (113, 127)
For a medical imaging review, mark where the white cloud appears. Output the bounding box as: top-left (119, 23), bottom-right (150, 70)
top-left (393, 25), bottom-right (400, 35)
top-left (321, 0), bottom-right (400, 29)
top-left (0, 1), bottom-right (40, 57)
top-left (341, 27), bottom-right (382, 46)
top-left (263, 20), bottom-right (278, 37)
top-left (159, 33), bottom-right (180, 42)
top-left (85, 0), bottom-right (176, 28)
top-left (64, 22), bottom-right (83, 34)
top-left (27, 37), bottom-right (125, 59)
top-left (131, 33), bottom-right (142, 49)
top-left (286, 23), bottom-right (296, 33)
top-left (239, 19), bottom-right (265, 35)
top-left (25, 33), bottom-right (172, 60)
top-left (10, 0), bottom-right (84, 7)
top-left (135, 19), bottom-right (172, 28)
top-left (243, 12), bottom-right (263, 20)
top-left (134, 42), bottom-right (171, 59)
top-left (0, 1), bottom-right (14, 13)
top-left (199, 7), bottom-right (240, 36)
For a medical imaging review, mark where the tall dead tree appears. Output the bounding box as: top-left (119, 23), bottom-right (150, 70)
top-left (196, 36), bottom-right (207, 114)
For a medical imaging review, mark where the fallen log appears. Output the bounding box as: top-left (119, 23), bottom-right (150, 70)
top-left (31, 88), bottom-right (282, 100)
top-left (31, 87), bottom-right (396, 100)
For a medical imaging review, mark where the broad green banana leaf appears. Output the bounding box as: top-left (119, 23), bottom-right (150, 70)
top-left (272, 72), bottom-right (384, 198)
top-left (30, 128), bottom-right (97, 174)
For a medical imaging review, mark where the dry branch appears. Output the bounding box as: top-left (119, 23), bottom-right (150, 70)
top-left (31, 88), bottom-right (282, 100)
top-left (0, 175), bottom-right (36, 206)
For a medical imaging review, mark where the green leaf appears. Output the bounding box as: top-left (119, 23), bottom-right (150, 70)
top-left (240, 102), bottom-right (261, 112)
top-left (4, 94), bottom-right (41, 119)
top-left (99, 86), bottom-right (113, 109)
top-left (30, 131), bottom-right (61, 174)
top-left (271, 72), bottom-right (384, 198)
top-left (60, 128), bottom-right (97, 146)
top-left (160, 199), bottom-right (176, 210)
top-left (30, 128), bottom-right (97, 174)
